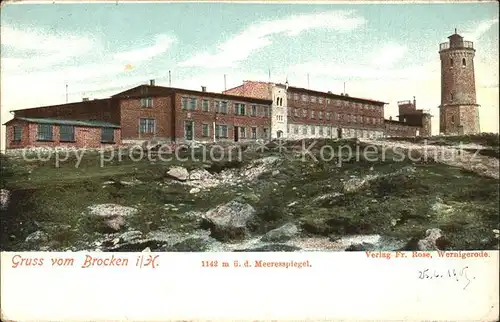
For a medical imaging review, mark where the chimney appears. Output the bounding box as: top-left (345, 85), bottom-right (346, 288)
top-left (150, 79), bottom-right (155, 86)
top-left (389, 116), bottom-right (393, 121)
top-left (327, 91), bottom-right (332, 94)
top-left (82, 97), bottom-right (89, 101)
top-left (201, 86), bottom-right (207, 92)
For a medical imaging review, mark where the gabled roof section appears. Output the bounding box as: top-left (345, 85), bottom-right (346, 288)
top-left (3, 117), bottom-right (120, 128)
top-left (223, 81), bottom-right (273, 100)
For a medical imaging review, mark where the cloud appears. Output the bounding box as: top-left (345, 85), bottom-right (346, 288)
top-left (1, 25), bottom-right (97, 71)
top-left (462, 18), bottom-right (499, 42)
top-left (371, 43), bottom-right (408, 68)
top-left (113, 34), bottom-right (176, 63)
top-left (179, 10), bottom-right (366, 68)
top-left (289, 61), bottom-right (435, 81)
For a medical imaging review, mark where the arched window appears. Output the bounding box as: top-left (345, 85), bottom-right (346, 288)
top-left (450, 58), bottom-right (453, 66)
top-left (276, 97), bottom-right (279, 105)
top-left (451, 115), bottom-right (455, 124)
top-left (450, 93), bottom-right (454, 101)
top-left (462, 58), bottom-right (466, 67)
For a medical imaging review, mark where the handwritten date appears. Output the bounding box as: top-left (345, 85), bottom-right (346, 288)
top-left (418, 266), bottom-right (475, 290)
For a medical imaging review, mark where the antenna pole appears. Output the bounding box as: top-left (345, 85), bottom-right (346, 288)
top-left (66, 84), bottom-right (68, 103)
top-left (343, 82), bottom-right (346, 94)
top-left (224, 74), bottom-right (227, 91)
top-left (268, 68), bottom-right (271, 82)
top-left (307, 74), bottom-right (310, 88)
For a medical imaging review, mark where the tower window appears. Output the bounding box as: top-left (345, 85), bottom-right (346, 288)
top-left (462, 58), bottom-right (466, 67)
top-left (450, 58), bottom-right (453, 66)
top-left (450, 93), bottom-right (454, 101)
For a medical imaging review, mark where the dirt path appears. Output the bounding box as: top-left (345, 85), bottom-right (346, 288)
top-left (361, 139), bottom-right (499, 179)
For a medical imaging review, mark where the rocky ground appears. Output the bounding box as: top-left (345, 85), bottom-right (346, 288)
top-left (1, 135), bottom-right (499, 252)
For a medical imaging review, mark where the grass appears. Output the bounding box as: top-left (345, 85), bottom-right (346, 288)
top-left (1, 137), bottom-right (498, 251)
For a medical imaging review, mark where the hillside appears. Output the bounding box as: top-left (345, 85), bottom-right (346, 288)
top-left (1, 134), bottom-right (499, 252)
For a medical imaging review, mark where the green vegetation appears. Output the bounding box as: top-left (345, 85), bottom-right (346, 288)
top-left (1, 137), bottom-right (498, 251)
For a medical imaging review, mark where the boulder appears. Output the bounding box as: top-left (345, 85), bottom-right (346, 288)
top-left (188, 168), bottom-right (213, 181)
top-left (25, 231), bottom-right (49, 244)
top-left (0, 189), bottom-right (10, 211)
top-left (165, 166), bottom-right (189, 181)
top-left (261, 223), bottom-right (299, 242)
top-left (417, 228), bottom-right (443, 251)
top-left (201, 200), bottom-right (256, 241)
top-left (86, 204), bottom-right (138, 232)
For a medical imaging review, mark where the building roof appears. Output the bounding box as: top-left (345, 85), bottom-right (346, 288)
top-left (112, 84), bottom-right (273, 104)
top-left (225, 80), bottom-right (387, 105)
top-left (9, 98), bottom-right (113, 114)
top-left (285, 85), bottom-right (388, 105)
top-left (3, 117), bottom-right (120, 128)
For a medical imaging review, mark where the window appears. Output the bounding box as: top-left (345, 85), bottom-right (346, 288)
top-left (202, 99), bottom-right (210, 112)
top-left (451, 115), bottom-right (455, 124)
top-left (310, 111), bottom-right (315, 119)
top-left (318, 97), bottom-right (323, 104)
top-left (234, 103), bottom-right (246, 115)
top-left (319, 127), bottom-right (324, 135)
top-left (251, 105), bottom-right (257, 116)
top-left (311, 96), bottom-right (316, 103)
top-left (301, 94), bottom-right (307, 102)
top-left (318, 111), bottom-right (323, 120)
top-left (181, 97), bottom-right (189, 110)
top-left (294, 126), bottom-right (299, 134)
top-left (239, 127), bottom-right (246, 138)
top-left (202, 124), bottom-right (210, 137)
top-left (101, 127), bottom-right (114, 143)
top-left (326, 112), bottom-right (331, 120)
top-left (13, 126), bottom-right (22, 141)
top-left (450, 93), bottom-right (454, 101)
top-left (262, 128), bottom-right (269, 139)
top-left (302, 109), bottom-right (307, 118)
top-left (60, 125), bottom-right (75, 142)
top-left (294, 108), bottom-right (299, 117)
top-left (139, 118), bottom-right (156, 134)
top-left (276, 97), bottom-right (280, 106)
top-left (353, 115), bottom-right (357, 123)
top-left (327, 127), bottom-right (331, 136)
top-left (462, 58), bottom-right (466, 67)
top-left (262, 106), bottom-right (270, 117)
top-left (294, 93), bottom-right (299, 101)
top-left (326, 98), bottom-right (331, 104)
top-left (214, 100), bottom-right (220, 112)
top-left (141, 97), bottom-right (153, 108)
top-left (220, 101), bottom-right (228, 114)
top-left (215, 124), bottom-right (228, 138)
top-left (189, 98), bottom-right (197, 110)
top-left (311, 126), bottom-right (316, 135)
top-left (450, 58), bottom-right (454, 66)
top-left (251, 127), bottom-right (257, 139)
top-left (302, 126), bottom-right (307, 135)
top-left (37, 124), bottom-right (53, 141)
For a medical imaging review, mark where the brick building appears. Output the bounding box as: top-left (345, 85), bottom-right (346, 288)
top-left (224, 80), bottom-right (431, 139)
top-left (4, 117), bottom-right (120, 149)
top-left (4, 78), bottom-right (436, 150)
top-left (439, 30), bottom-right (480, 135)
top-left (4, 81), bottom-right (273, 149)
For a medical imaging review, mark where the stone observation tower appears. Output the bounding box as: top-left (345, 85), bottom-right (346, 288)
top-left (439, 29), bottom-right (480, 135)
